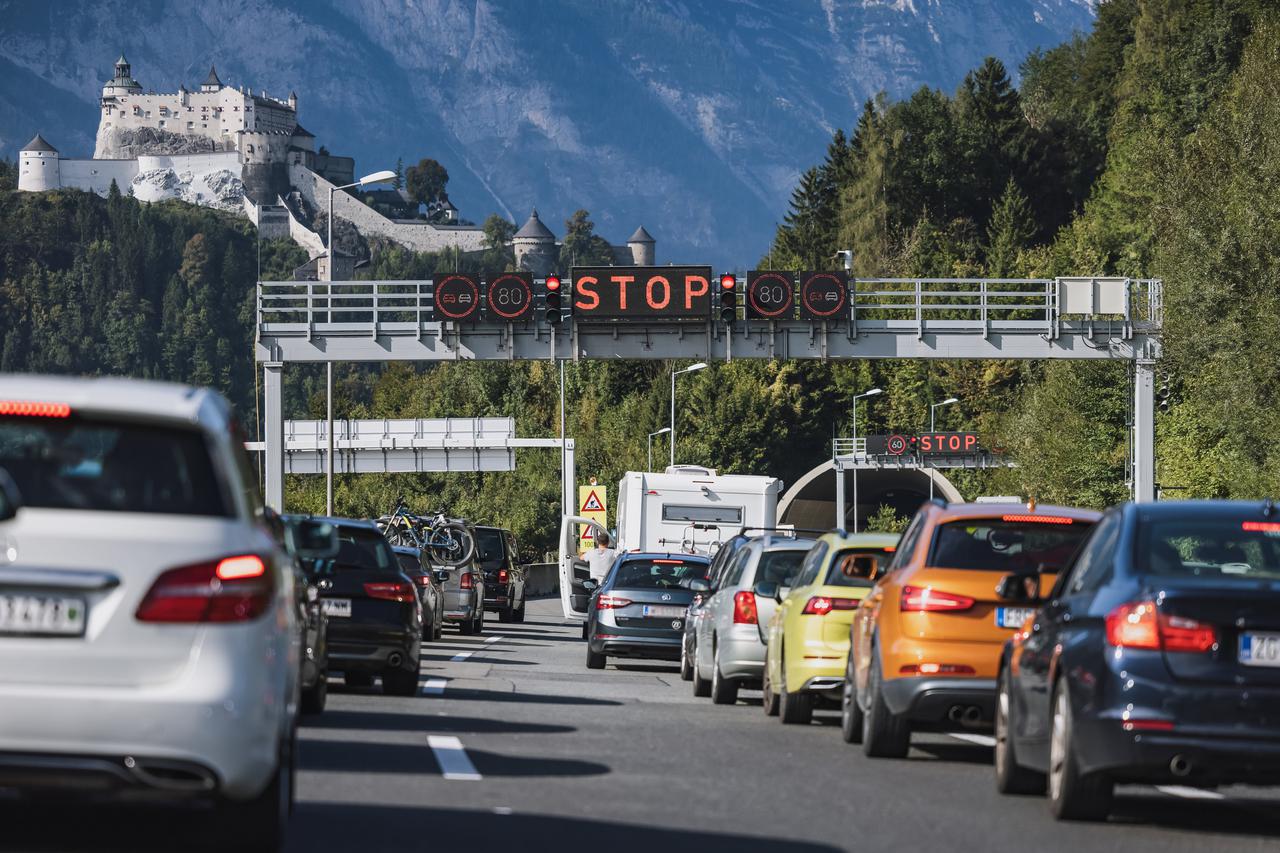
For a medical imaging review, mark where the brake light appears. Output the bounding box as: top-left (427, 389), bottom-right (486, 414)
top-left (0, 400), bottom-right (71, 418)
top-left (899, 663), bottom-right (976, 676)
top-left (1105, 601), bottom-right (1217, 652)
top-left (900, 586), bottom-right (975, 612)
top-left (1122, 719), bottom-right (1175, 732)
top-left (415, 575), bottom-right (432, 586)
top-left (460, 572), bottom-right (474, 590)
top-left (596, 594), bottom-right (632, 609)
top-left (1243, 521), bottom-right (1280, 533)
top-left (498, 568), bottom-right (509, 584)
top-left (802, 596), bottom-right (860, 616)
top-left (733, 590), bottom-right (758, 624)
top-left (364, 581), bottom-right (416, 603)
top-left (136, 555), bottom-right (272, 623)
top-left (653, 559), bottom-right (685, 564)
top-left (1001, 514), bottom-right (1074, 525)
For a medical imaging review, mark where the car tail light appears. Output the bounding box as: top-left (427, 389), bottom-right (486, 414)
top-left (364, 581), bottom-right (416, 603)
top-left (136, 555), bottom-right (272, 623)
top-left (900, 586), bottom-right (975, 612)
top-left (1001, 514), bottom-right (1075, 525)
top-left (899, 663), bottom-right (976, 675)
top-left (1243, 521), bottom-right (1280, 533)
top-left (498, 568), bottom-right (509, 584)
top-left (1105, 601), bottom-right (1217, 652)
top-left (460, 572), bottom-right (474, 590)
top-left (415, 575), bottom-right (432, 586)
top-left (733, 590), bottom-right (758, 624)
top-left (1122, 718), bottom-right (1175, 732)
top-left (596, 594), bottom-right (632, 609)
top-left (801, 596), bottom-right (860, 616)
top-left (0, 400), bottom-right (72, 418)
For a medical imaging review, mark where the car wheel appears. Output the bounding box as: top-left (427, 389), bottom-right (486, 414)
top-left (691, 648), bottom-right (712, 698)
top-left (679, 639), bottom-right (694, 682)
top-left (861, 652), bottom-right (910, 758)
top-left (778, 655), bottom-right (813, 725)
top-left (995, 665), bottom-right (1047, 795)
top-left (513, 598), bottom-right (526, 623)
top-left (710, 643), bottom-right (740, 705)
top-left (499, 605), bottom-right (513, 624)
top-left (1048, 679), bottom-right (1112, 820)
top-left (301, 669), bottom-right (328, 715)
top-left (473, 609), bottom-right (484, 636)
top-left (459, 615), bottom-right (476, 636)
top-left (343, 672), bottom-right (374, 689)
top-left (586, 644), bottom-right (607, 669)
top-left (422, 617), bottom-right (434, 642)
top-left (216, 736), bottom-right (291, 852)
top-left (382, 666), bottom-right (420, 697)
top-left (762, 657), bottom-right (780, 717)
top-left (840, 654), bottom-right (863, 744)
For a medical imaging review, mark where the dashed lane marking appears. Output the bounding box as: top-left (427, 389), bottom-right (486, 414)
top-left (450, 650), bottom-right (474, 662)
top-left (1156, 785), bottom-right (1225, 800)
top-left (429, 736), bottom-right (482, 781)
top-left (421, 678), bottom-right (447, 695)
top-left (484, 635), bottom-right (505, 644)
top-left (948, 733), bottom-right (997, 747)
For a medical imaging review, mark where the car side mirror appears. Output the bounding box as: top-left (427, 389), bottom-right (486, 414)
top-left (583, 579), bottom-right (599, 592)
top-left (287, 519), bottom-right (340, 561)
top-left (996, 572), bottom-right (1040, 603)
top-left (0, 468), bottom-right (20, 523)
top-left (753, 580), bottom-right (779, 601)
top-left (688, 579), bottom-right (710, 593)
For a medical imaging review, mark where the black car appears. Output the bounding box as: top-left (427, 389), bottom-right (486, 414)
top-left (309, 518), bottom-right (423, 696)
top-left (996, 500), bottom-right (1280, 820)
top-left (277, 514), bottom-right (339, 714)
top-left (586, 552), bottom-right (712, 670)
top-left (392, 544), bottom-right (446, 641)
top-left (475, 525), bottom-right (527, 623)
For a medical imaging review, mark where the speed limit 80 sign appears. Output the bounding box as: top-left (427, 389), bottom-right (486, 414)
top-left (484, 272), bottom-right (534, 321)
top-left (746, 271), bottom-right (796, 320)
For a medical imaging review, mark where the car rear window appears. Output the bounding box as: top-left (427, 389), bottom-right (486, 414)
top-left (475, 528), bottom-right (504, 561)
top-left (928, 518), bottom-right (1092, 572)
top-left (0, 415), bottom-right (231, 517)
top-left (824, 548), bottom-right (895, 588)
top-left (612, 558), bottom-right (710, 589)
top-left (1137, 517), bottom-right (1280, 582)
top-left (395, 552), bottom-right (421, 575)
top-left (328, 528), bottom-right (396, 573)
top-left (757, 549), bottom-right (808, 587)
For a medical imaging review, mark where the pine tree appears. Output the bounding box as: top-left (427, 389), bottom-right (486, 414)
top-left (985, 178), bottom-right (1036, 277)
top-left (393, 157), bottom-right (405, 190)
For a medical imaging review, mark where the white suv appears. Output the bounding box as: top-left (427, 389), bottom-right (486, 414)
top-left (0, 376), bottom-right (297, 851)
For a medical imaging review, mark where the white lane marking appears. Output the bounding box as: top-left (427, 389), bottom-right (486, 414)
top-left (493, 807), bottom-right (513, 815)
top-left (484, 635), bottom-right (505, 644)
top-left (1156, 785), bottom-right (1225, 800)
top-left (428, 736), bottom-right (482, 781)
top-left (949, 733), bottom-right (997, 747)
top-left (421, 678), bottom-right (447, 695)
top-left (450, 650), bottom-right (473, 662)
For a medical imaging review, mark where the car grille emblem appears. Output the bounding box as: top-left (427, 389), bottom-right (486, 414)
top-left (661, 593), bottom-right (671, 601)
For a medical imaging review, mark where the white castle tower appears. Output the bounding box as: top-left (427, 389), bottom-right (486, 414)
top-left (18, 134), bottom-right (60, 192)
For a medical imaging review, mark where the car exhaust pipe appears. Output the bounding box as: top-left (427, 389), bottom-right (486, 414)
top-left (387, 652), bottom-right (404, 668)
top-left (947, 705), bottom-right (966, 723)
top-left (124, 757), bottom-right (217, 793)
top-left (962, 706), bottom-right (984, 727)
top-left (1170, 755), bottom-right (1193, 778)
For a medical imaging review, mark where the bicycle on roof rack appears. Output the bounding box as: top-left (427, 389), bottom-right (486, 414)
top-left (377, 496), bottom-right (476, 567)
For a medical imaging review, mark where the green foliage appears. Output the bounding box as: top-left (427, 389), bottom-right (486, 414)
top-left (865, 504), bottom-right (910, 534)
top-left (404, 158), bottom-right (449, 207)
top-left (560, 209), bottom-right (615, 268)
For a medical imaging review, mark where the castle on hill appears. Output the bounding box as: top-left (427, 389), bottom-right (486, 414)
top-left (17, 55), bottom-right (658, 278)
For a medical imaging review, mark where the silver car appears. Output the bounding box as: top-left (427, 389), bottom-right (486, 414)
top-left (690, 536), bottom-right (813, 704)
top-left (0, 376), bottom-right (298, 852)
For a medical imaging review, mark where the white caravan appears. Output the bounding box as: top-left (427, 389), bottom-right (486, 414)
top-left (558, 466), bottom-right (782, 622)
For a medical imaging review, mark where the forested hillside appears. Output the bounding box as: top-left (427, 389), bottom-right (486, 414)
top-left (3, 0), bottom-right (1276, 559)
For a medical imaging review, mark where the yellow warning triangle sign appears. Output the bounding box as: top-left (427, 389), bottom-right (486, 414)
top-left (580, 489), bottom-right (605, 512)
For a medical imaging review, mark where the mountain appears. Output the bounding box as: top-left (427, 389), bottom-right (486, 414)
top-left (0, 0), bottom-right (1094, 267)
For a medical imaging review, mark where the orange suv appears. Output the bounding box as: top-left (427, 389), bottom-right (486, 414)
top-left (845, 499), bottom-right (1100, 757)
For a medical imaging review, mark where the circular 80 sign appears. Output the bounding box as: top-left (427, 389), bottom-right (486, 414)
top-left (746, 271), bottom-right (796, 320)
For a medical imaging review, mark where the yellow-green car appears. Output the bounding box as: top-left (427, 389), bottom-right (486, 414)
top-left (762, 531), bottom-right (900, 724)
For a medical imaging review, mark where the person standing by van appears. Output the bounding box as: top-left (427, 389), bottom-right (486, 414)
top-left (586, 531), bottom-right (619, 584)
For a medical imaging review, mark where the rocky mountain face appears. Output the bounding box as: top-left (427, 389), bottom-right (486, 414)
top-left (0, 0), bottom-right (1094, 266)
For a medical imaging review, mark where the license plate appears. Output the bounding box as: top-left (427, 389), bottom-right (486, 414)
top-left (642, 605), bottom-right (686, 619)
top-left (0, 593), bottom-right (87, 637)
top-left (996, 607), bottom-right (1035, 630)
top-left (322, 598), bottom-right (352, 618)
top-left (1239, 631), bottom-right (1280, 667)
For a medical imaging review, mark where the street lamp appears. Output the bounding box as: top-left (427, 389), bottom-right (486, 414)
top-left (670, 362), bottom-right (708, 469)
top-left (927, 396), bottom-right (959, 500)
top-left (327, 169), bottom-right (397, 516)
top-left (648, 427), bottom-right (671, 472)
top-left (849, 387), bottom-right (882, 532)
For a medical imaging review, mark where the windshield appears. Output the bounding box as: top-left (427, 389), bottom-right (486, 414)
top-left (928, 518), bottom-right (1092, 573)
top-left (1138, 517), bottom-right (1280, 582)
top-left (475, 528), bottom-right (504, 562)
top-left (824, 548), bottom-right (894, 588)
top-left (0, 415), bottom-right (230, 517)
top-left (611, 558), bottom-right (710, 589)
top-left (757, 549), bottom-right (807, 587)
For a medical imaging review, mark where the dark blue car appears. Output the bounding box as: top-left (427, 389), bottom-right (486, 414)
top-left (996, 500), bottom-right (1280, 820)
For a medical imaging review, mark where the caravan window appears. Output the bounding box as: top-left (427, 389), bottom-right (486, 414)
top-left (662, 504), bottom-right (743, 524)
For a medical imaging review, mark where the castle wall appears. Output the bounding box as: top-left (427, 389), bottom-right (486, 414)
top-left (58, 158), bottom-right (139, 194)
top-left (18, 151), bottom-right (60, 192)
top-left (288, 162), bottom-right (486, 255)
top-left (96, 86), bottom-right (296, 159)
top-left (137, 151), bottom-right (241, 174)
top-left (278, 193), bottom-right (327, 258)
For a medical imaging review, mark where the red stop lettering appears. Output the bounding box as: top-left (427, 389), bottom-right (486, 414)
top-left (575, 276), bottom-right (600, 311)
top-left (685, 274), bottom-right (709, 310)
top-left (611, 275), bottom-right (635, 310)
top-left (646, 276), bottom-right (671, 310)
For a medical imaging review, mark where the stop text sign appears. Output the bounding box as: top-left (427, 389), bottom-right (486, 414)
top-left (571, 266), bottom-right (713, 320)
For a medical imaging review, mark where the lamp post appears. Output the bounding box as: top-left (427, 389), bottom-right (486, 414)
top-left (670, 362), bottom-right (708, 469)
top-left (850, 387), bottom-right (882, 532)
top-left (648, 427), bottom-right (671, 472)
top-left (928, 397), bottom-right (959, 500)
top-left (326, 169), bottom-right (397, 516)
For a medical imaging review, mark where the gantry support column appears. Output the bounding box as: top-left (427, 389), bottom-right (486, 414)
top-left (834, 459), bottom-right (846, 531)
top-left (1133, 359), bottom-right (1156, 503)
top-left (264, 362), bottom-right (285, 511)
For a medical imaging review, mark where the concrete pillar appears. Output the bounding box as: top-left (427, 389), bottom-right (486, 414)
top-left (264, 362), bottom-right (285, 511)
top-left (834, 460), bottom-right (846, 531)
top-left (564, 438), bottom-right (576, 521)
top-left (1133, 359), bottom-right (1156, 503)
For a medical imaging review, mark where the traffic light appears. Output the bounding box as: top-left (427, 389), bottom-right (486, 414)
top-left (717, 273), bottom-right (738, 324)
top-left (538, 274), bottom-right (568, 325)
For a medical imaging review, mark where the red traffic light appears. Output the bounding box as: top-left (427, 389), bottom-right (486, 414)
top-left (546, 275), bottom-right (561, 292)
top-left (720, 273), bottom-right (736, 290)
